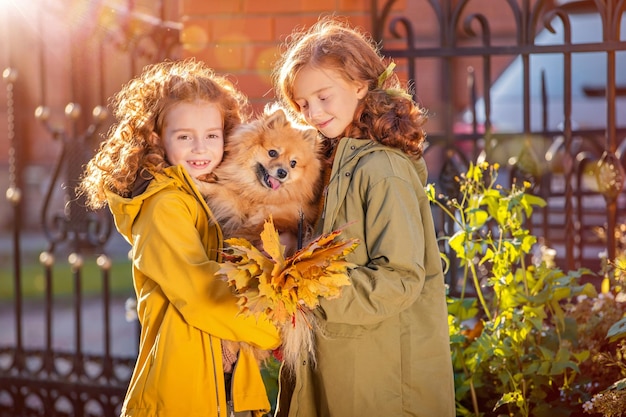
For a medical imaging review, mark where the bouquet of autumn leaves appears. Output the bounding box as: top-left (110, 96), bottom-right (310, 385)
top-left (216, 216), bottom-right (359, 372)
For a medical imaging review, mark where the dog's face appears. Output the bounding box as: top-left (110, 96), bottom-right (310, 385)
top-left (223, 106), bottom-right (322, 201)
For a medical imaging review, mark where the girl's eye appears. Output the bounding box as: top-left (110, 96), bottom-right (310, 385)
top-left (178, 134), bottom-right (191, 141)
top-left (290, 160), bottom-right (297, 168)
top-left (207, 133), bottom-right (219, 140)
top-left (268, 149), bottom-right (278, 158)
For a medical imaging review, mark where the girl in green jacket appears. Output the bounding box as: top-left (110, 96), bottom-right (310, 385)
top-left (272, 18), bottom-right (456, 417)
top-left (79, 59), bottom-right (280, 417)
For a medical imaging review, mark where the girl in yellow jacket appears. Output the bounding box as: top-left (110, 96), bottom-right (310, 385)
top-left (79, 59), bottom-right (280, 417)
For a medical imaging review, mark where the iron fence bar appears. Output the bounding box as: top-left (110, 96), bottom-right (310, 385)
top-left (374, 0), bottom-right (626, 279)
top-left (3, 63), bottom-right (24, 373)
top-left (383, 40), bottom-right (626, 58)
top-left (43, 259), bottom-right (54, 377)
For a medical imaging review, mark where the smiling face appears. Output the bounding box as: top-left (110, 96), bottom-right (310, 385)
top-left (292, 65), bottom-right (367, 139)
top-left (162, 101), bottom-right (224, 178)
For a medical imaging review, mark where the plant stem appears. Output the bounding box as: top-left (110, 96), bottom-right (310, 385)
top-left (469, 261), bottom-right (492, 321)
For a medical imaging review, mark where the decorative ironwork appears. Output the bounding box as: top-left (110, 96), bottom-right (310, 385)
top-left (1, 2), bottom-right (180, 416)
top-left (372, 0), bottom-right (626, 282)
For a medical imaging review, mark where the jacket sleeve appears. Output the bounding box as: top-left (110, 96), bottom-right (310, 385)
top-left (319, 153), bottom-right (440, 326)
top-left (132, 189), bottom-right (280, 350)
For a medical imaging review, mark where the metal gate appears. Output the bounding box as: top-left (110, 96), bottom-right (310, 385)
top-left (1, 1), bottom-right (180, 415)
top-left (372, 0), bottom-right (626, 292)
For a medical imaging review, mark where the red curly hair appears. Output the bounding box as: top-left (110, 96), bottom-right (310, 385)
top-left (79, 58), bottom-right (249, 209)
top-left (273, 17), bottom-right (427, 159)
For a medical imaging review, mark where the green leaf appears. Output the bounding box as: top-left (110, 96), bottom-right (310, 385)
top-left (467, 208), bottom-right (489, 229)
top-left (549, 347), bottom-right (579, 375)
top-left (447, 297), bottom-right (479, 321)
top-left (605, 377), bottom-right (626, 391)
top-left (425, 183), bottom-right (436, 202)
top-left (607, 316), bottom-right (626, 342)
top-left (494, 390), bottom-right (523, 410)
top-left (448, 230), bottom-right (467, 259)
top-left (523, 194), bottom-right (547, 209)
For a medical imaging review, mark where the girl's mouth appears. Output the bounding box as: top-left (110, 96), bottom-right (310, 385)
top-left (188, 160), bottom-right (210, 168)
top-left (317, 119), bottom-right (332, 129)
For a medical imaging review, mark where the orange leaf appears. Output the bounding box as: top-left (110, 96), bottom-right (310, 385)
top-left (259, 216), bottom-right (286, 264)
top-left (217, 219), bottom-right (360, 327)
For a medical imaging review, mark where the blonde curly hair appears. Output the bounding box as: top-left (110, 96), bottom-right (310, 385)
top-left (79, 58), bottom-right (249, 209)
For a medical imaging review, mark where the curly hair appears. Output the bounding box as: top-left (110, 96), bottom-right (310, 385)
top-left (78, 58), bottom-right (250, 209)
top-left (272, 17), bottom-right (427, 159)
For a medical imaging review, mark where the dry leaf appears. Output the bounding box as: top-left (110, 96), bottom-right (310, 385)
top-left (216, 216), bottom-right (359, 326)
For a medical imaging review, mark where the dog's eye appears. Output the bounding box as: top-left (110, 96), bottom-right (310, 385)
top-left (290, 160), bottom-right (297, 168)
top-left (268, 149), bottom-right (278, 158)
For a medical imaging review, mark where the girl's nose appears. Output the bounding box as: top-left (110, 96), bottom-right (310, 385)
top-left (192, 138), bottom-right (207, 152)
top-left (307, 102), bottom-right (322, 119)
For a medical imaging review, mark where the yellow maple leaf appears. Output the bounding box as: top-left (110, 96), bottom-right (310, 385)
top-left (216, 216), bottom-right (360, 326)
top-left (259, 219), bottom-right (286, 264)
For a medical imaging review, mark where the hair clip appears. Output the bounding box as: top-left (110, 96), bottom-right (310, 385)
top-left (377, 62), bottom-right (413, 101)
top-left (377, 62), bottom-right (396, 89)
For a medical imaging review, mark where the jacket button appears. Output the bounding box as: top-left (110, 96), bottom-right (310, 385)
top-left (302, 360), bottom-right (307, 366)
top-left (345, 172), bottom-right (351, 177)
top-left (350, 145), bottom-right (356, 150)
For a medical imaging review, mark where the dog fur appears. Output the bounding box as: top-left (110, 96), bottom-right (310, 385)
top-left (196, 103), bottom-right (324, 248)
top-left (196, 104), bottom-right (325, 373)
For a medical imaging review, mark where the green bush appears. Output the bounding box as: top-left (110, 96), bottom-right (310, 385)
top-left (427, 162), bottom-right (626, 417)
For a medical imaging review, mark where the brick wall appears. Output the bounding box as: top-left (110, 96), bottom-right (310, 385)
top-left (178, 0), bottom-right (405, 113)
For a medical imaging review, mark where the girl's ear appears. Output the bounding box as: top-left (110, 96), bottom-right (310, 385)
top-left (355, 81), bottom-right (368, 99)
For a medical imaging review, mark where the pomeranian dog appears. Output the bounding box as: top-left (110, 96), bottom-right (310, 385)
top-left (196, 103), bottom-right (323, 250)
top-left (196, 103), bottom-right (325, 371)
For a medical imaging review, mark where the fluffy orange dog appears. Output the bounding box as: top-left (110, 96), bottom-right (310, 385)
top-left (196, 103), bottom-right (323, 249)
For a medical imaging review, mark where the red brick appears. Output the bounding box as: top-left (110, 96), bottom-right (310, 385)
top-left (180, 18), bottom-right (212, 45)
top-left (249, 44), bottom-right (281, 73)
top-left (232, 72), bottom-right (274, 99)
top-left (211, 44), bottom-right (246, 71)
top-left (210, 17), bottom-right (273, 43)
top-left (274, 16), bottom-right (324, 41)
top-left (273, 15), bottom-right (374, 43)
top-left (187, 44), bottom-right (246, 73)
top-left (181, 0), bottom-right (241, 15)
top-left (338, 0), bottom-right (370, 12)
top-left (243, 0), bottom-right (336, 14)
top-left (346, 15), bottom-right (373, 33)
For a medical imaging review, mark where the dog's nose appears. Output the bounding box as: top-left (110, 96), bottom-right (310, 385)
top-left (277, 168), bottom-right (288, 179)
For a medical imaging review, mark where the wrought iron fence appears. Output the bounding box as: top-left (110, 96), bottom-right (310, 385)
top-left (1, 2), bottom-right (180, 416)
top-left (373, 0), bottom-right (626, 293)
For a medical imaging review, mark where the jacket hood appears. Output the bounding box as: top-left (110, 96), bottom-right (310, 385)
top-left (106, 165), bottom-right (197, 243)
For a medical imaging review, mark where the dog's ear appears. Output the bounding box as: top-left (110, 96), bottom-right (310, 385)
top-left (301, 128), bottom-right (321, 148)
top-left (264, 106), bottom-right (289, 130)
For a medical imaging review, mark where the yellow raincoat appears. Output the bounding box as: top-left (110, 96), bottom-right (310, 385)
top-left (107, 165), bottom-right (280, 417)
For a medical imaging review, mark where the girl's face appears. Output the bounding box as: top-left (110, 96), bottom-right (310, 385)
top-left (292, 65), bottom-right (367, 139)
top-left (161, 101), bottom-right (224, 178)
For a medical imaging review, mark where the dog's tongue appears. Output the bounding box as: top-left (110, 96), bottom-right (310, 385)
top-left (268, 175), bottom-right (281, 190)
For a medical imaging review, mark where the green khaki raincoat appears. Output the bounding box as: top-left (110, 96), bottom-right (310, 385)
top-left (107, 165), bottom-right (280, 417)
top-left (277, 138), bottom-right (455, 417)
